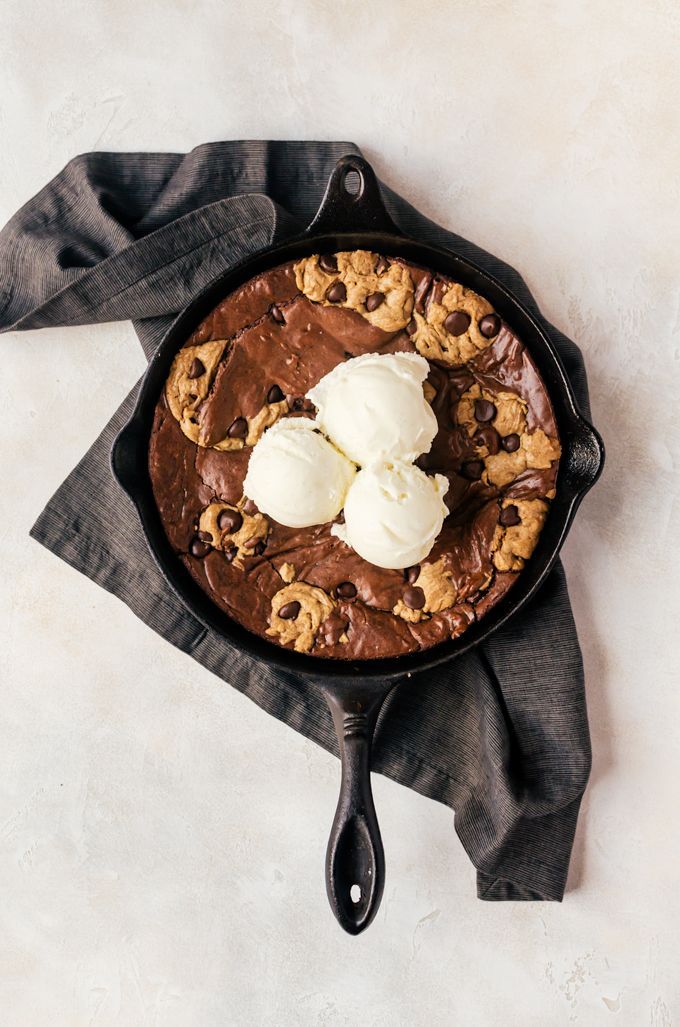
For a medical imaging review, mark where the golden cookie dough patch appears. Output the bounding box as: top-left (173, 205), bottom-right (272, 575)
top-left (166, 340), bottom-right (227, 444)
top-left (211, 398), bottom-right (288, 451)
top-left (267, 582), bottom-right (336, 654)
top-left (457, 383), bottom-right (527, 439)
top-left (277, 562), bottom-right (296, 583)
top-left (485, 429), bottom-right (561, 487)
top-left (166, 340), bottom-right (288, 450)
top-left (457, 384), bottom-right (560, 487)
top-left (392, 600), bottom-right (424, 624)
top-left (294, 251), bottom-right (414, 332)
top-left (492, 499), bottom-right (549, 572)
top-left (411, 282), bottom-right (496, 366)
top-left (198, 499), bottom-right (269, 567)
top-left (393, 558), bottom-right (458, 623)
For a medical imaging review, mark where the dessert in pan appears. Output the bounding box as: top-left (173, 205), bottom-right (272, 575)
top-left (148, 250), bottom-right (562, 660)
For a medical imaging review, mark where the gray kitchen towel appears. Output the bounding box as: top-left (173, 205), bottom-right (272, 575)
top-left (0, 141), bottom-right (592, 901)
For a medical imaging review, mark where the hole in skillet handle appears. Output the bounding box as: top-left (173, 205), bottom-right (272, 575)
top-left (343, 168), bottom-right (362, 197)
top-left (305, 154), bottom-right (403, 237)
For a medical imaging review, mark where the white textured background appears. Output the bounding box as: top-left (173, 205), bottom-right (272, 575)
top-left (1, 1), bottom-right (679, 1024)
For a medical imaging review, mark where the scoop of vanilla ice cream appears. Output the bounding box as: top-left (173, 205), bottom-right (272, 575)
top-left (244, 418), bottom-right (356, 528)
top-left (332, 462), bottom-right (449, 569)
top-left (307, 352), bottom-right (438, 466)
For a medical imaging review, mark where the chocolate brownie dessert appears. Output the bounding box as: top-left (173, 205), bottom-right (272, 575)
top-left (148, 251), bottom-right (561, 659)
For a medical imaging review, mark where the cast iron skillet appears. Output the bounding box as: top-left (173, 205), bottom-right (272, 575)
top-left (112, 155), bottom-right (603, 934)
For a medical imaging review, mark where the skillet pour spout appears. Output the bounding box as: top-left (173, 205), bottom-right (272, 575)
top-left (566, 413), bottom-right (605, 493)
top-left (111, 152), bottom-right (603, 935)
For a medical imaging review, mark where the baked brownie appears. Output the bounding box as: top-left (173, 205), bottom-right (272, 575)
top-left (148, 251), bottom-right (561, 659)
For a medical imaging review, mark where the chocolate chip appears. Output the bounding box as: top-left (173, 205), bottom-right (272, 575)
top-left (242, 498), bottom-right (259, 515)
top-left (473, 426), bottom-right (501, 455)
top-left (414, 273), bottom-right (433, 314)
top-left (479, 313), bottom-right (501, 338)
top-left (227, 417), bottom-right (248, 439)
top-left (197, 530), bottom-right (212, 543)
top-left (474, 398), bottom-right (497, 423)
top-left (187, 358), bottom-right (205, 379)
top-left (190, 536), bottom-right (211, 558)
top-left (224, 545), bottom-right (238, 562)
top-left (242, 535), bottom-right (261, 549)
top-left (444, 310), bottom-right (471, 336)
top-left (252, 540), bottom-right (266, 556)
top-left (267, 384), bottom-right (284, 403)
top-left (403, 585), bottom-right (426, 610)
top-left (278, 600), bottom-right (301, 620)
top-left (404, 565), bottom-right (420, 585)
top-left (406, 318), bottom-right (418, 337)
top-left (461, 459), bottom-right (484, 480)
top-left (218, 509), bottom-right (243, 533)
top-left (336, 581), bottom-right (357, 600)
top-left (319, 254), bottom-right (338, 274)
top-left (270, 304), bottom-right (285, 324)
top-left (365, 291), bottom-right (384, 312)
top-left (326, 280), bottom-right (347, 303)
top-left (375, 255), bottom-right (390, 274)
top-left (501, 433), bottom-right (521, 453)
top-left (499, 504), bottom-right (521, 527)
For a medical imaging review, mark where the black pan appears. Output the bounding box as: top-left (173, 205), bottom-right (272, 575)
top-left (112, 155), bottom-right (604, 934)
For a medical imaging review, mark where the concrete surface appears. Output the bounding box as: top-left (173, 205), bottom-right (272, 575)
top-left (1, 1), bottom-right (679, 1024)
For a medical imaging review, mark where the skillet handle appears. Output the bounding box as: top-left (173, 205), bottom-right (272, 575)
top-left (322, 684), bottom-right (393, 934)
top-left (306, 154), bottom-right (403, 237)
